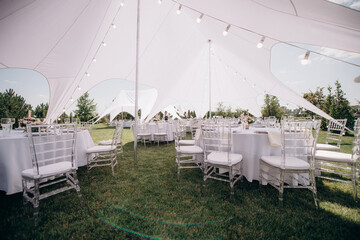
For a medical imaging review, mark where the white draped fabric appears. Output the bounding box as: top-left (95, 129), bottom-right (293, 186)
top-left (0, 0), bottom-right (359, 121)
top-left (96, 88), bottom-right (157, 122)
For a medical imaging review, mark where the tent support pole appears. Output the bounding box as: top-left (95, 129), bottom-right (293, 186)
top-left (208, 39), bottom-right (212, 119)
top-left (134, 0), bottom-right (141, 166)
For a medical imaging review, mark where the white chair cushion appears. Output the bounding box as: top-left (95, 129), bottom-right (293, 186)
top-left (86, 145), bottom-right (116, 154)
top-left (179, 140), bottom-right (195, 146)
top-left (206, 151), bottom-right (242, 166)
top-left (22, 161), bottom-right (74, 178)
top-left (178, 145), bottom-right (203, 154)
top-left (261, 156), bottom-right (310, 170)
top-left (98, 139), bottom-right (122, 145)
top-left (138, 133), bottom-right (151, 137)
top-left (315, 150), bottom-right (353, 163)
top-left (316, 143), bottom-right (340, 151)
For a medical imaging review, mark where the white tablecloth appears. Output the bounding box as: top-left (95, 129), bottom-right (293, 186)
top-left (232, 129), bottom-right (281, 182)
top-left (0, 130), bottom-right (94, 195)
top-left (146, 122), bottom-right (174, 141)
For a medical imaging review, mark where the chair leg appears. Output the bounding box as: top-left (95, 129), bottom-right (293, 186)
top-left (229, 166), bottom-right (234, 195)
top-left (278, 170), bottom-right (284, 207)
top-left (310, 168), bottom-right (319, 209)
top-left (352, 163), bottom-right (357, 202)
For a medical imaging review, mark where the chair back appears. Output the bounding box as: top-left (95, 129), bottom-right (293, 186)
top-left (326, 119), bottom-right (347, 148)
top-left (156, 122), bottom-right (167, 134)
top-left (352, 118), bottom-right (360, 160)
top-left (202, 123), bottom-right (232, 162)
top-left (111, 121), bottom-right (123, 146)
top-left (27, 123), bottom-right (77, 175)
top-left (280, 120), bottom-right (321, 168)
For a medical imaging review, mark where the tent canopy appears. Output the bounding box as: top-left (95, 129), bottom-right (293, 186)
top-left (0, 0), bottom-right (359, 121)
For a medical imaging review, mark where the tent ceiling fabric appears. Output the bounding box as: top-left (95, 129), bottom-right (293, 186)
top-left (0, 0), bottom-right (359, 121)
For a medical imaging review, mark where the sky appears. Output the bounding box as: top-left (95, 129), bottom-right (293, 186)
top-left (0, 0), bottom-right (359, 116)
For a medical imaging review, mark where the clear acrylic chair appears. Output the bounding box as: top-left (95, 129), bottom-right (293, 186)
top-left (153, 122), bottom-right (168, 146)
top-left (202, 122), bottom-right (243, 194)
top-left (316, 119), bottom-right (347, 151)
top-left (259, 120), bottom-right (321, 207)
top-left (22, 123), bottom-right (80, 224)
top-left (315, 118), bottom-right (359, 201)
top-left (86, 121), bottom-right (122, 176)
top-left (174, 127), bottom-right (203, 180)
top-left (134, 122), bottom-right (152, 146)
top-left (98, 120), bottom-right (124, 158)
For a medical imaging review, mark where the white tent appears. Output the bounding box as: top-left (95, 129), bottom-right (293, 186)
top-left (0, 0), bottom-right (359, 122)
top-left (95, 88), bottom-right (157, 122)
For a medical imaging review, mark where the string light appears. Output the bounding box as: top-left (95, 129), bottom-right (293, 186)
top-left (223, 24), bottom-right (231, 36)
top-left (120, 1), bottom-right (124, 7)
top-left (257, 36), bottom-right (265, 49)
top-left (301, 51), bottom-right (310, 65)
top-left (92, 58), bottom-right (97, 62)
top-left (70, 97), bottom-right (74, 102)
top-left (63, 108), bottom-right (66, 112)
top-left (85, 72), bottom-right (90, 77)
top-left (102, 41), bottom-right (107, 47)
top-left (111, 23), bottom-right (116, 29)
top-left (196, 13), bottom-right (204, 23)
top-left (177, 5), bottom-right (182, 14)
top-left (158, 0), bottom-right (162, 4)
top-left (77, 85), bottom-right (81, 90)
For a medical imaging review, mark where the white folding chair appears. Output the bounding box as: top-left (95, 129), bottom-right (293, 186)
top-left (260, 120), bottom-right (321, 207)
top-left (153, 122), bottom-right (168, 146)
top-left (316, 119), bottom-right (347, 151)
top-left (315, 118), bottom-right (359, 201)
top-left (98, 120), bottom-right (124, 158)
top-left (174, 127), bottom-right (203, 180)
top-left (86, 121), bottom-right (122, 176)
top-left (202, 122), bottom-right (243, 194)
top-left (22, 123), bottom-right (80, 224)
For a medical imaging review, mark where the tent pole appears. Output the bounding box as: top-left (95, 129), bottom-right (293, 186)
top-left (208, 39), bottom-right (212, 119)
top-left (134, 0), bottom-right (141, 166)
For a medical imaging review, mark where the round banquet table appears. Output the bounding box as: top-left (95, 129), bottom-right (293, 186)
top-left (232, 129), bottom-right (281, 182)
top-left (0, 129), bottom-right (94, 195)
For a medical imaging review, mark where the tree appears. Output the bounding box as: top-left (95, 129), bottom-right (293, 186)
top-left (330, 80), bottom-right (355, 129)
top-left (303, 87), bottom-right (325, 118)
top-left (34, 103), bottom-right (49, 118)
top-left (261, 94), bottom-right (283, 119)
top-left (215, 102), bottom-right (226, 117)
top-left (74, 92), bottom-right (98, 122)
top-left (0, 89), bottom-right (32, 127)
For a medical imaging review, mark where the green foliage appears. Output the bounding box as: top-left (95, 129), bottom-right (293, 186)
top-left (33, 103), bottom-right (48, 118)
top-left (0, 89), bottom-right (32, 127)
top-left (261, 94), bottom-right (283, 119)
top-left (330, 81), bottom-right (355, 129)
top-left (74, 92), bottom-right (98, 122)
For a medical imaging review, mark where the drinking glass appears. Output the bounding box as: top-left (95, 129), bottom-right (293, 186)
top-left (1, 118), bottom-right (11, 137)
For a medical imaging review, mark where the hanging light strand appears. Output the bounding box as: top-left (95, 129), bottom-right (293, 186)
top-left (168, 0), bottom-right (360, 68)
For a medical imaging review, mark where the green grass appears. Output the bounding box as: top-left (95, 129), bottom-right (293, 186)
top-left (1, 124), bottom-right (359, 239)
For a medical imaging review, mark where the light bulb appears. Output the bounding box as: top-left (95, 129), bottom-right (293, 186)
top-left (92, 58), bottom-right (97, 62)
top-left (158, 0), bottom-right (162, 4)
top-left (102, 41), bottom-right (107, 47)
top-left (85, 72), bottom-right (90, 77)
top-left (223, 24), bottom-right (231, 36)
top-left (257, 36), bottom-right (265, 48)
top-left (301, 51), bottom-right (310, 65)
top-left (111, 23), bottom-right (116, 29)
top-left (63, 108), bottom-right (66, 112)
top-left (177, 5), bottom-right (182, 14)
top-left (77, 85), bottom-right (81, 90)
top-left (120, 2), bottom-right (124, 7)
top-left (70, 97), bottom-right (74, 102)
top-left (196, 14), bottom-right (204, 23)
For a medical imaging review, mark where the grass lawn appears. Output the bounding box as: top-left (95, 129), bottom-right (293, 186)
top-left (0, 124), bottom-right (359, 239)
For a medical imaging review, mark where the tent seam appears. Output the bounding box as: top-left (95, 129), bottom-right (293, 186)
top-left (0, 0), bottom-right (37, 22)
